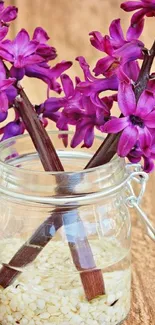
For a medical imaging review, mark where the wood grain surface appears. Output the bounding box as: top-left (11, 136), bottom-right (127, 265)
top-left (3, 1), bottom-right (155, 324)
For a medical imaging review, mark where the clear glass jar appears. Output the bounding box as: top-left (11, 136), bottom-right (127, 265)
top-left (0, 131), bottom-right (131, 325)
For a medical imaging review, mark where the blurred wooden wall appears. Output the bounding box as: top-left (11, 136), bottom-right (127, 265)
top-left (5, 0), bottom-right (155, 105)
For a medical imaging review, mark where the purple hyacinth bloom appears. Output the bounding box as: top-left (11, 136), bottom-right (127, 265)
top-left (0, 1), bottom-right (18, 23)
top-left (69, 95), bottom-right (113, 148)
top-left (121, 0), bottom-right (155, 27)
top-left (0, 111), bottom-right (7, 122)
top-left (5, 85), bottom-right (17, 105)
top-left (44, 73), bottom-right (114, 148)
top-left (25, 60), bottom-right (72, 93)
top-left (90, 19), bottom-right (144, 78)
top-left (32, 27), bottom-right (57, 61)
top-left (0, 120), bottom-right (24, 141)
top-left (0, 1), bottom-right (18, 41)
top-left (0, 29), bottom-right (44, 80)
top-left (0, 60), bottom-right (16, 113)
top-left (76, 56), bottom-right (118, 106)
top-left (103, 81), bottom-right (155, 157)
top-left (128, 141), bottom-right (155, 173)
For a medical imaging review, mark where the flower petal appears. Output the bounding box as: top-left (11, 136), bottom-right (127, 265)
top-left (115, 40), bottom-right (143, 63)
top-left (44, 97), bottom-right (65, 113)
top-left (76, 56), bottom-right (97, 81)
top-left (89, 32), bottom-right (113, 54)
top-left (0, 1), bottom-right (4, 11)
top-left (0, 92), bottom-right (8, 113)
top-left (143, 157), bottom-right (154, 173)
top-left (5, 86), bottom-right (17, 104)
top-left (77, 75), bottom-right (118, 96)
top-left (127, 18), bottom-right (144, 41)
top-left (13, 29), bottom-right (30, 49)
top-left (10, 66), bottom-right (25, 80)
top-left (22, 54), bottom-right (43, 67)
top-left (61, 74), bottom-right (74, 97)
top-left (0, 60), bottom-right (6, 80)
top-left (128, 146), bottom-right (142, 163)
top-left (25, 63), bottom-right (50, 82)
top-left (109, 19), bottom-right (125, 47)
top-left (139, 127), bottom-right (152, 156)
top-left (0, 78), bottom-right (15, 91)
top-left (102, 117), bottom-right (129, 133)
top-left (123, 61), bottom-right (140, 82)
top-left (1, 121), bottom-right (24, 141)
top-left (25, 63), bottom-right (61, 93)
top-left (121, 1), bottom-right (144, 11)
top-left (118, 125), bottom-right (138, 157)
top-left (139, 125), bottom-right (152, 144)
top-left (93, 56), bottom-right (115, 76)
top-left (50, 61), bottom-right (72, 79)
top-left (131, 8), bottom-right (148, 25)
top-left (57, 114), bottom-right (68, 130)
top-left (36, 44), bottom-right (57, 60)
top-left (136, 90), bottom-right (155, 117)
top-left (44, 111), bottom-right (60, 123)
top-left (117, 67), bottom-right (130, 83)
top-left (0, 26), bottom-right (8, 41)
top-left (0, 47), bottom-right (13, 62)
top-left (89, 31), bottom-right (105, 51)
top-left (33, 27), bottom-right (49, 43)
top-left (118, 82), bottom-right (136, 116)
top-left (145, 111), bottom-right (155, 128)
top-left (83, 125), bottom-right (94, 148)
top-left (71, 125), bottom-right (87, 148)
top-left (101, 36), bottom-right (113, 55)
top-left (23, 41), bottom-right (39, 57)
top-left (0, 6), bottom-right (18, 22)
top-left (0, 111), bottom-right (8, 123)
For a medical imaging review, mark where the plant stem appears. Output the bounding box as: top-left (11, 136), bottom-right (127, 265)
top-left (85, 40), bottom-right (155, 169)
top-left (15, 89), bottom-right (64, 172)
top-left (0, 82), bottom-right (105, 300)
top-left (135, 41), bottom-right (155, 101)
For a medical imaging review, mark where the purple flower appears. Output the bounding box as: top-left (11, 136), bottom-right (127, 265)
top-left (0, 110), bottom-right (7, 122)
top-left (103, 81), bottom-right (155, 157)
top-left (32, 27), bottom-right (57, 61)
top-left (121, 0), bottom-right (155, 28)
top-left (0, 60), bottom-right (16, 114)
top-left (0, 1), bottom-right (18, 41)
top-left (0, 29), bottom-right (44, 80)
top-left (123, 60), bottom-right (140, 82)
top-left (90, 19), bottom-right (144, 77)
top-left (0, 119), bottom-right (24, 141)
top-left (128, 141), bottom-right (155, 173)
top-left (25, 61), bottom-right (72, 93)
top-left (69, 95), bottom-right (112, 148)
top-left (76, 56), bottom-right (118, 106)
top-left (43, 73), bottom-right (114, 148)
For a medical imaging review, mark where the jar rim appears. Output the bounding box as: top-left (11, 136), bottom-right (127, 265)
top-left (0, 130), bottom-right (121, 176)
top-left (0, 131), bottom-right (127, 204)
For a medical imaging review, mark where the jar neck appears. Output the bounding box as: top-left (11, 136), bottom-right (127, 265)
top-left (0, 132), bottom-right (127, 204)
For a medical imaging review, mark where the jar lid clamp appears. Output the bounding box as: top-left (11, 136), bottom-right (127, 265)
top-left (126, 163), bottom-right (155, 242)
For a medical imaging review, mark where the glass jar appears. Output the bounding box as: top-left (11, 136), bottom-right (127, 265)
top-left (0, 131), bottom-right (133, 325)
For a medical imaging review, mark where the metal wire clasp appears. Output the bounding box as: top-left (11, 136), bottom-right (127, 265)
top-left (125, 164), bottom-right (155, 242)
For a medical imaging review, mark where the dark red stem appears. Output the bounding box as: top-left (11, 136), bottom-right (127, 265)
top-left (15, 89), bottom-right (64, 172)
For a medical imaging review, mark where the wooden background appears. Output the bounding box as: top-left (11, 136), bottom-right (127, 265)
top-left (4, 1), bottom-right (155, 324)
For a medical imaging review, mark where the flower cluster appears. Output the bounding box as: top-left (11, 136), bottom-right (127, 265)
top-left (0, 0), bottom-right (155, 172)
top-left (121, 0), bottom-right (155, 29)
top-left (0, 1), bottom-right (72, 141)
